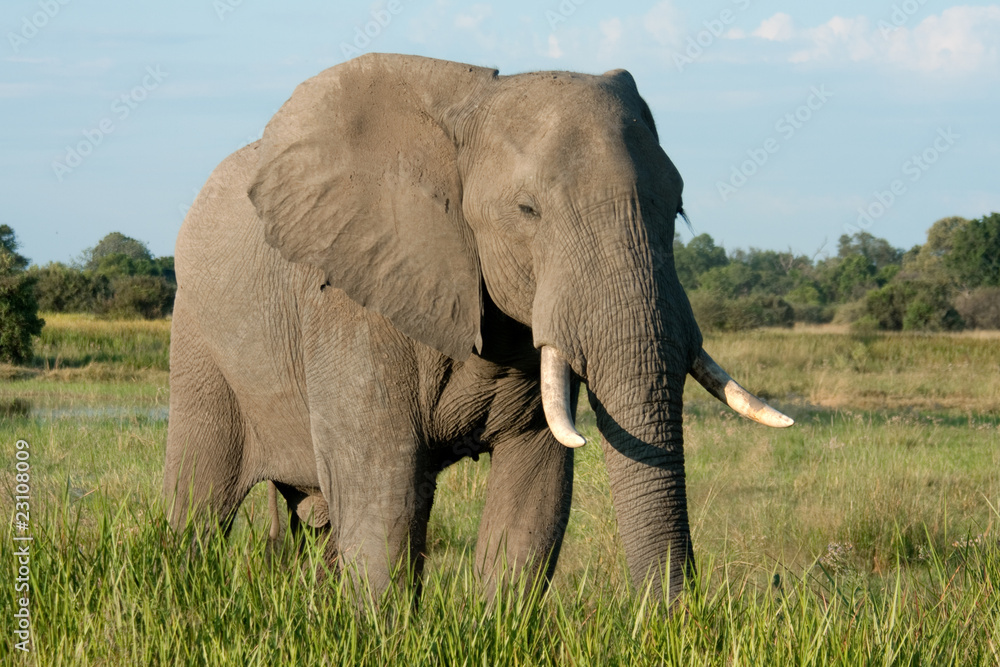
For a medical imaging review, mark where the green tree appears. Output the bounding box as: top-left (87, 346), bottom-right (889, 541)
top-left (833, 254), bottom-right (878, 302)
top-left (945, 212), bottom-right (1000, 288)
top-left (814, 232), bottom-right (903, 304)
top-left (31, 262), bottom-right (110, 313)
top-left (76, 232), bottom-right (177, 318)
top-left (837, 232), bottom-right (902, 271)
top-left (83, 232), bottom-right (153, 271)
top-left (32, 231), bottom-right (176, 319)
top-left (901, 216), bottom-right (969, 284)
top-left (865, 280), bottom-right (962, 331)
top-left (698, 261), bottom-right (756, 298)
top-left (924, 216), bottom-right (969, 258)
top-left (93, 252), bottom-right (158, 279)
top-left (101, 275), bottom-right (176, 319)
top-left (0, 225), bottom-right (44, 364)
top-left (673, 233), bottom-right (728, 290)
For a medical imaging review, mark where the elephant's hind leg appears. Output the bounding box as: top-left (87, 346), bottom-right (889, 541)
top-left (268, 482), bottom-right (336, 565)
top-left (163, 307), bottom-right (251, 534)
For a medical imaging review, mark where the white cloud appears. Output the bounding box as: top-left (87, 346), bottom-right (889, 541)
top-left (752, 12), bottom-right (794, 42)
top-left (4, 55), bottom-right (60, 65)
top-left (74, 57), bottom-right (116, 73)
top-left (791, 16), bottom-right (877, 64)
top-left (545, 34), bottom-right (563, 59)
top-left (599, 18), bottom-right (623, 55)
top-left (743, 6), bottom-right (1000, 73)
top-left (897, 5), bottom-right (1000, 71)
top-left (454, 4), bottom-right (492, 31)
top-left (643, 0), bottom-right (684, 50)
top-left (0, 83), bottom-right (51, 98)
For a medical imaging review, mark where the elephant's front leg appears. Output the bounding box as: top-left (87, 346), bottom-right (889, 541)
top-left (318, 438), bottom-right (437, 602)
top-left (475, 428), bottom-right (574, 597)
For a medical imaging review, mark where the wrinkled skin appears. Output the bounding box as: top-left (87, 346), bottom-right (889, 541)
top-left (164, 53), bottom-right (708, 603)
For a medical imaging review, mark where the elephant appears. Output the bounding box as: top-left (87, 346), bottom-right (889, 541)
top-left (163, 52), bottom-right (793, 604)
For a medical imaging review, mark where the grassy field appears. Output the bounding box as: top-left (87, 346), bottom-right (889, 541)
top-left (1, 315), bottom-right (999, 664)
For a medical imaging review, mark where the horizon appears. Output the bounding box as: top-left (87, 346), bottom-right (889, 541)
top-left (3, 1), bottom-right (999, 265)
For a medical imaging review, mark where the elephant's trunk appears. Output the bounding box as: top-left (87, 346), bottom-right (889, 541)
top-left (529, 196), bottom-right (703, 601)
top-left (584, 325), bottom-right (695, 602)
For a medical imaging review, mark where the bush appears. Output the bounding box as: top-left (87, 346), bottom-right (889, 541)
top-left (954, 287), bottom-right (1000, 329)
top-left (31, 263), bottom-right (110, 313)
top-left (99, 275), bottom-right (176, 319)
top-left (850, 314), bottom-right (880, 335)
top-left (688, 291), bottom-right (793, 332)
top-left (832, 299), bottom-right (867, 325)
top-left (31, 231), bottom-right (177, 319)
top-left (688, 290), bottom-right (728, 332)
top-left (790, 303), bottom-right (834, 324)
top-left (865, 280), bottom-right (963, 331)
top-left (735, 295), bottom-right (795, 329)
top-left (0, 270), bottom-right (44, 364)
top-left (0, 225), bottom-right (44, 364)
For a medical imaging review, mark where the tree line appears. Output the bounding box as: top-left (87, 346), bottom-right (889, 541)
top-left (675, 212), bottom-right (1000, 332)
top-left (1, 213), bottom-right (998, 363)
top-left (29, 231), bottom-right (176, 319)
top-left (0, 227), bottom-right (176, 363)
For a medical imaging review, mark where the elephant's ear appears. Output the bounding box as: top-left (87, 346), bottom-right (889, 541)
top-left (249, 54), bottom-right (497, 361)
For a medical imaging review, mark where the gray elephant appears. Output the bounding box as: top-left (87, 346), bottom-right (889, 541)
top-left (163, 53), bottom-right (792, 604)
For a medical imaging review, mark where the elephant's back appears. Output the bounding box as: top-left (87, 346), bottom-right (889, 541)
top-left (176, 141), bottom-right (268, 288)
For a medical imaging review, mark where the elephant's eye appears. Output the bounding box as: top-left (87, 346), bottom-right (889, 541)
top-left (519, 204), bottom-right (540, 218)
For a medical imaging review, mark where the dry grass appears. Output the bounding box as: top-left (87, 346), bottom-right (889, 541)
top-left (694, 328), bottom-right (1000, 414)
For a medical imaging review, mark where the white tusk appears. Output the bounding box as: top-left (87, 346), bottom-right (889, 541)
top-left (690, 349), bottom-right (794, 428)
top-left (540, 346), bottom-right (587, 448)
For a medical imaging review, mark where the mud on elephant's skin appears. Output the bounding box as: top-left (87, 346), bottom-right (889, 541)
top-left (163, 52), bottom-right (792, 604)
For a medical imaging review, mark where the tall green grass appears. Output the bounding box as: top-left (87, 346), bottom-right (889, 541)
top-left (1, 493), bottom-right (997, 665)
top-left (33, 312), bottom-right (171, 372)
top-left (1, 314), bottom-right (170, 412)
top-left (1, 320), bottom-right (999, 663)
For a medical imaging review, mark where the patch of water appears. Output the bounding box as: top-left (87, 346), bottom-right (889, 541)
top-left (29, 405), bottom-right (169, 421)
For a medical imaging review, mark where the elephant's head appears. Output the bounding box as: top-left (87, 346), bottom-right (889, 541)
top-left (248, 53), bottom-right (792, 602)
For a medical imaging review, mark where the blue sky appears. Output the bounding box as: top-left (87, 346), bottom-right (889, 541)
top-left (3, 0), bottom-right (999, 265)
